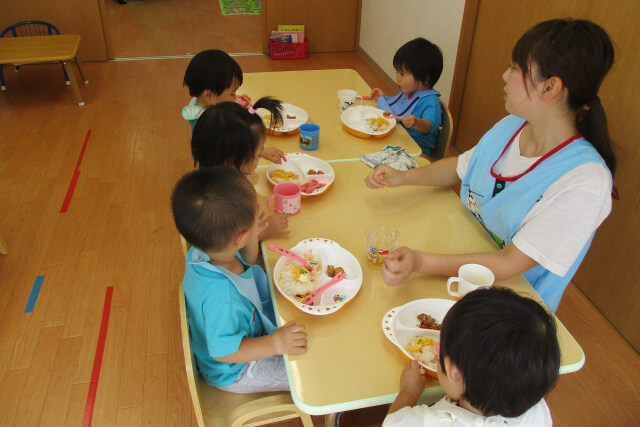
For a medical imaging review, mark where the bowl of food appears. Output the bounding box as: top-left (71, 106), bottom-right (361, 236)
top-left (381, 298), bottom-right (455, 377)
top-left (257, 103), bottom-right (308, 135)
top-left (341, 105), bottom-right (396, 138)
top-left (266, 152), bottom-right (335, 197)
top-left (272, 238), bottom-right (363, 315)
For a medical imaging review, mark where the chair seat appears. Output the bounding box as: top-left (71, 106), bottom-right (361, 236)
top-left (198, 377), bottom-right (296, 426)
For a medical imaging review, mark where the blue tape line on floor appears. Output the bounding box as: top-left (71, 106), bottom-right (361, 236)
top-left (25, 275), bottom-right (44, 313)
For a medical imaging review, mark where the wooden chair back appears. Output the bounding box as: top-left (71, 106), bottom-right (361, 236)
top-left (429, 99), bottom-right (454, 161)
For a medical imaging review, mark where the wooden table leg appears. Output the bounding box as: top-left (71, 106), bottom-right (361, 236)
top-left (0, 233), bottom-right (8, 254)
top-left (323, 413), bottom-right (337, 427)
top-left (74, 57), bottom-right (88, 83)
top-left (61, 60), bottom-right (85, 106)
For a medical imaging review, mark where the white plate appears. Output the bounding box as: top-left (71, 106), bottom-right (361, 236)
top-left (341, 105), bottom-right (397, 138)
top-left (273, 238), bottom-right (363, 315)
top-left (257, 103), bottom-right (308, 134)
top-left (382, 298), bottom-right (455, 375)
top-left (266, 153), bottom-right (335, 196)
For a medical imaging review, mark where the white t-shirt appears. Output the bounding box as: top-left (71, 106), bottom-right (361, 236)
top-left (383, 397), bottom-right (552, 427)
top-left (456, 133), bottom-right (612, 276)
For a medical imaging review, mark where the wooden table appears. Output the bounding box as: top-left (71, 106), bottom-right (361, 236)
top-left (257, 158), bottom-right (585, 417)
top-left (0, 34), bottom-right (87, 105)
top-left (242, 69), bottom-right (421, 162)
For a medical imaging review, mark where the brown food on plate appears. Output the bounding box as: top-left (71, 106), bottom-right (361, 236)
top-left (417, 313), bottom-right (441, 330)
top-left (326, 265), bottom-right (345, 278)
top-left (287, 114), bottom-right (297, 119)
top-left (307, 169), bottom-right (316, 174)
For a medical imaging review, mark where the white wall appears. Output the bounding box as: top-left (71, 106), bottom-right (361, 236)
top-left (359, 0), bottom-right (465, 104)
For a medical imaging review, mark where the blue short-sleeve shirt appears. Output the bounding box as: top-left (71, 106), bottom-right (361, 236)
top-left (184, 248), bottom-right (265, 386)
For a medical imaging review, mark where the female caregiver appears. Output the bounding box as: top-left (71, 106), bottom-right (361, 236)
top-left (364, 19), bottom-right (617, 311)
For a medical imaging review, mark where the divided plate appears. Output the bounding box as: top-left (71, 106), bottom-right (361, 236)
top-left (273, 238), bottom-right (363, 315)
top-left (266, 152), bottom-right (335, 196)
top-left (382, 298), bottom-right (455, 376)
top-left (341, 105), bottom-right (396, 138)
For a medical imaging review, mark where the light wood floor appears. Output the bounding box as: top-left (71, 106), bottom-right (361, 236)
top-left (0, 53), bottom-right (639, 426)
top-left (104, 0), bottom-right (263, 58)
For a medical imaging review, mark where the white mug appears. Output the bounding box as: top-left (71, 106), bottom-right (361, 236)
top-left (337, 89), bottom-right (358, 112)
top-left (447, 264), bottom-right (495, 298)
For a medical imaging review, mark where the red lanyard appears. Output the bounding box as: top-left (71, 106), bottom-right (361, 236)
top-left (490, 121), bottom-right (582, 182)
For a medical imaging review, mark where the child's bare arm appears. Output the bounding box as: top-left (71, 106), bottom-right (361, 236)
top-left (214, 321), bottom-right (307, 363)
top-left (402, 115), bottom-right (432, 134)
top-left (388, 360), bottom-right (427, 414)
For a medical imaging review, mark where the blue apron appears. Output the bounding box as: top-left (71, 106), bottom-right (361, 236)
top-left (190, 249), bottom-right (277, 334)
top-left (461, 115), bottom-right (609, 311)
top-left (377, 89), bottom-right (440, 117)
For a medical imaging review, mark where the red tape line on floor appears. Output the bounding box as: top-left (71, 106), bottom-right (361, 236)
top-left (82, 286), bottom-right (114, 427)
top-left (60, 129), bottom-right (91, 213)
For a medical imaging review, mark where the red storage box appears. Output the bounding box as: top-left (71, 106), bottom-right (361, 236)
top-left (269, 39), bottom-right (308, 60)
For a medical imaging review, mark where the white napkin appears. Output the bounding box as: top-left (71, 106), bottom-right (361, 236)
top-left (361, 145), bottom-right (417, 171)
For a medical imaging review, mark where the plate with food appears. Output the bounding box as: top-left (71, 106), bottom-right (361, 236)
top-left (272, 238), bottom-right (363, 315)
top-left (341, 105), bottom-right (396, 138)
top-left (266, 152), bottom-right (335, 196)
top-left (381, 298), bottom-right (455, 377)
top-left (257, 103), bottom-right (308, 135)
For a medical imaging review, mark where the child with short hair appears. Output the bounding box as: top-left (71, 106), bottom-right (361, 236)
top-left (371, 38), bottom-right (443, 156)
top-left (171, 166), bottom-right (307, 393)
top-left (384, 287), bottom-right (560, 426)
top-left (192, 101), bottom-right (290, 239)
top-left (182, 49), bottom-right (285, 164)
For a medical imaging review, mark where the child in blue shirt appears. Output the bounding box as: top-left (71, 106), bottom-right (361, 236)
top-left (371, 38), bottom-right (443, 156)
top-left (171, 166), bottom-right (307, 392)
top-left (182, 49), bottom-right (285, 164)
top-left (384, 287), bottom-right (559, 426)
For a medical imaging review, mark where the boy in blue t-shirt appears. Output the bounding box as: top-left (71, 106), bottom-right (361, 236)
top-left (372, 38), bottom-right (443, 156)
top-left (171, 166), bottom-right (307, 392)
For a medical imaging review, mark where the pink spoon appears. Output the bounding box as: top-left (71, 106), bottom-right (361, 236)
top-left (384, 114), bottom-right (405, 119)
top-left (357, 95), bottom-right (374, 100)
top-left (268, 243), bottom-right (312, 271)
top-left (301, 271), bottom-right (346, 305)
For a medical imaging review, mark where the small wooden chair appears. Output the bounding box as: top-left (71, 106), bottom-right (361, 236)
top-left (424, 99), bottom-right (454, 162)
top-left (178, 284), bottom-right (313, 427)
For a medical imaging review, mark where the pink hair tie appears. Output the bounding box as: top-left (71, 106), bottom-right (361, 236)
top-left (248, 107), bottom-right (256, 114)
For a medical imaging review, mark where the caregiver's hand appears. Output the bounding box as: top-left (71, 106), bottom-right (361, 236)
top-left (382, 247), bottom-right (420, 286)
top-left (365, 165), bottom-right (404, 189)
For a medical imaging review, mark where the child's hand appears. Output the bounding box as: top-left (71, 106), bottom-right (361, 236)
top-left (401, 115), bottom-right (417, 129)
top-left (364, 165), bottom-right (403, 189)
top-left (382, 247), bottom-right (419, 286)
top-left (272, 321), bottom-right (307, 355)
top-left (399, 360), bottom-right (428, 396)
top-left (261, 147), bottom-right (287, 164)
top-left (371, 88), bottom-right (384, 101)
top-left (236, 94), bottom-right (252, 108)
top-left (258, 214), bottom-right (290, 240)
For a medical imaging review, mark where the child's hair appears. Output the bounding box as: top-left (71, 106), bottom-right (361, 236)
top-left (191, 98), bottom-right (283, 169)
top-left (171, 166), bottom-right (257, 252)
top-left (183, 49), bottom-right (243, 97)
top-left (512, 19), bottom-right (617, 180)
top-left (393, 37), bottom-right (443, 88)
top-left (439, 287), bottom-right (560, 418)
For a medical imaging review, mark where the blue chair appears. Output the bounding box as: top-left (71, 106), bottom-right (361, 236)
top-left (0, 21), bottom-right (71, 90)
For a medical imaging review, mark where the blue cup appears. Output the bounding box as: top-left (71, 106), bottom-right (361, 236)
top-left (299, 123), bottom-right (320, 150)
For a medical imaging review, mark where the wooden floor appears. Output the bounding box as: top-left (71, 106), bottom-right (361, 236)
top-left (104, 0), bottom-right (263, 57)
top-left (0, 56), bottom-right (639, 427)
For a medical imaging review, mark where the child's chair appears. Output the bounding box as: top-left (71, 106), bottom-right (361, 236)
top-left (0, 20), bottom-right (78, 90)
top-left (424, 99), bottom-right (454, 162)
top-left (178, 283), bottom-right (313, 427)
